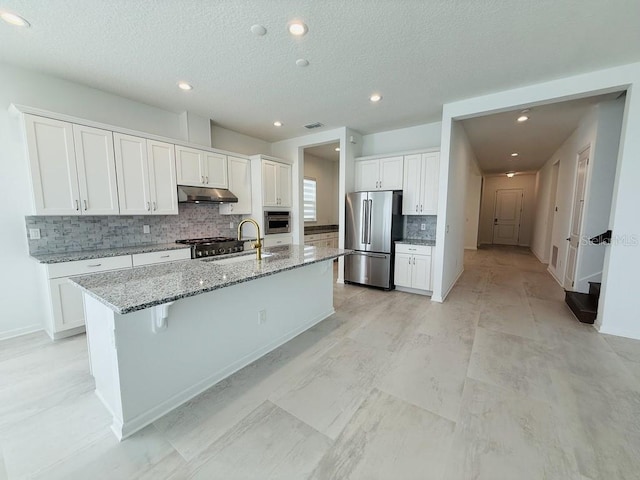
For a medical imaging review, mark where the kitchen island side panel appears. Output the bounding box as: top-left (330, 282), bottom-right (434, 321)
top-left (87, 259), bottom-right (334, 440)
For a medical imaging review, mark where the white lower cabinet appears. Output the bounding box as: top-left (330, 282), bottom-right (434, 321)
top-left (394, 244), bottom-right (432, 294)
top-left (42, 248), bottom-right (190, 340)
top-left (263, 235), bottom-right (293, 247)
top-left (304, 232), bottom-right (339, 248)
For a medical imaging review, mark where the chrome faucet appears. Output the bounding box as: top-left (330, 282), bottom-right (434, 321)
top-left (237, 218), bottom-right (262, 260)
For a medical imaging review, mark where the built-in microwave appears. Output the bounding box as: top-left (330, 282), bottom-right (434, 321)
top-left (264, 211), bottom-right (291, 234)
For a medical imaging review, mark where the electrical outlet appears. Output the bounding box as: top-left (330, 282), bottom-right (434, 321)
top-left (258, 309), bottom-right (267, 325)
top-left (230, 222), bottom-right (234, 229)
top-left (143, 225), bottom-right (150, 234)
top-left (29, 228), bottom-right (41, 240)
top-left (420, 223), bottom-right (426, 231)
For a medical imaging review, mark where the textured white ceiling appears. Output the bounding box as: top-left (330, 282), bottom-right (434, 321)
top-left (1, 1), bottom-right (639, 142)
top-left (461, 94), bottom-right (622, 174)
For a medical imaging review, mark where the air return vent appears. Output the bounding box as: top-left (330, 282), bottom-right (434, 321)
top-left (304, 122), bottom-right (324, 130)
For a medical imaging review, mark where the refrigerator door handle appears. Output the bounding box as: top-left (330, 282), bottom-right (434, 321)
top-left (367, 199), bottom-right (373, 244)
top-left (352, 251), bottom-right (387, 259)
top-left (361, 199), bottom-right (368, 244)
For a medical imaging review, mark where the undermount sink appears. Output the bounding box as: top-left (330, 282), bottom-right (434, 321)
top-left (204, 252), bottom-right (273, 265)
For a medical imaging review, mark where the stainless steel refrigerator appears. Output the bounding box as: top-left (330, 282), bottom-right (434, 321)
top-left (345, 190), bottom-right (403, 289)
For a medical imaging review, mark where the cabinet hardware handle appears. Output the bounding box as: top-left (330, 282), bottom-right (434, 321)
top-left (420, 205), bottom-right (423, 212)
top-left (408, 257), bottom-right (411, 264)
top-left (87, 263), bottom-right (102, 267)
top-left (75, 200), bottom-right (79, 211)
top-left (201, 176), bottom-right (204, 184)
top-left (413, 257), bottom-right (416, 265)
top-left (147, 201), bottom-right (151, 211)
top-left (205, 176), bottom-right (209, 184)
top-left (160, 255), bottom-right (170, 258)
top-left (153, 201), bottom-right (157, 211)
top-left (83, 200), bottom-right (88, 211)
top-left (416, 204), bottom-right (418, 212)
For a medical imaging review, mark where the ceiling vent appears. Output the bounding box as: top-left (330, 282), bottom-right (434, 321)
top-left (304, 122), bottom-right (324, 130)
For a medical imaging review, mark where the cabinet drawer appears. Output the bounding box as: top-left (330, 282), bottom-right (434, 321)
top-left (264, 235), bottom-right (293, 247)
top-left (395, 244), bottom-right (432, 256)
top-left (132, 248), bottom-right (191, 266)
top-left (46, 255), bottom-right (133, 279)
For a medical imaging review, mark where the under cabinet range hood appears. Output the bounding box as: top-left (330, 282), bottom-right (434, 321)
top-left (177, 185), bottom-right (238, 204)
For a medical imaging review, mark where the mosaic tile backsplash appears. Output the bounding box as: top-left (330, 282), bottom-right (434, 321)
top-left (404, 215), bottom-right (437, 240)
top-left (25, 204), bottom-right (243, 255)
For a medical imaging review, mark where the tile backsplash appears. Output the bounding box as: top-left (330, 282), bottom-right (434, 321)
top-left (25, 204), bottom-right (243, 255)
top-left (404, 215), bottom-right (437, 240)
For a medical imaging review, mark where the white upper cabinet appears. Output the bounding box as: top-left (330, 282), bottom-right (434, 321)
top-left (24, 115), bottom-right (119, 216)
top-left (262, 159), bottom-right (291, 207)
top-left (175, 146), bottom-right (228, 188)
top-left (402, 151), bottom-right (440, 215)
top-left (147, 140), bottom-right (178, 214)
top-left (220, 156), bottom-right (252, 215)
top-left (354, 156), bottom-right (403, 191)
top-left (114, 134), bottom-right (178, 215)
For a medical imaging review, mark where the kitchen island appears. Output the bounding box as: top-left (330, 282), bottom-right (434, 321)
top-left (71, 244), bottom-right (350, 440)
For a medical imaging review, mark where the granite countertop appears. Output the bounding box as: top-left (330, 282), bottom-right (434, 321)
top-left (304, 225), bottom-right (339, 235)
top-left (396, 239), bottom-right (436, 246)
top-left (30, 243), bottom-right (191, 264)
top-left (70, 245), bottom-right (351, 315)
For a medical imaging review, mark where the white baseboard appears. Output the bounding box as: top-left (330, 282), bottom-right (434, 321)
top-left (531, 247), bottom-right (548, 264)
top-left (464, 246), bottom-right (478, 251)
top-left (547, 266), bottom-right (564, 287)
top-left (396, 286), bottom-right (432, 296)
top-left (597, 324), bottom-right (640, 341)
top-left (114, 308), bottom-right (335, 441)
top-left (0, 324), bottom-right (43, 341)
top-left (434, 267), bottom-right (464, 303)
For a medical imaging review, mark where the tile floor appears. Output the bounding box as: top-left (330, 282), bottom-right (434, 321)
top-left (2, 246), bottom-right (640, 479)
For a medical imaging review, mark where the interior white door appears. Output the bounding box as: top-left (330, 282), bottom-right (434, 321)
top-left (114, 133), bottom-right (151, 215)
top-left (492, 189), bottom-right (523, 245)
top-left (565, 148), bottom-right (590, 290)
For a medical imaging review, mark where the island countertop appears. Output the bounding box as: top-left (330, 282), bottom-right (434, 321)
top-left (70, 245), bottom-right (351, 315)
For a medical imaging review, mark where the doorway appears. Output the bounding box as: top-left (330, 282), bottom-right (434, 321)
top-left (492, 189), bottom-right (523, 245)
top-left (564, 146), bottom-right (590, 290)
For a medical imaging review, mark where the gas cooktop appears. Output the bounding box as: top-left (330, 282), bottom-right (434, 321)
top-left (176, 237), bottom-right (245, 258)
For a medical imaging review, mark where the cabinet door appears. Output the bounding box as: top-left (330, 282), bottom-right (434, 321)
top-left (73, 125), bottom-right (119, 215)
top-left (148, 140), bottom-right (178, 214)
top-left (49, 278), bottom-right (85, 331)
top-left (380, 156), bottom-right (404, 190)
top-left (221, 156), bottom-right (252, 214)
top-left (262, 160), bottom-right (279, 207)
top-left (412, 254), bottom-right (432, 291)
top-left (114, 133), bottom-right (151, 214)
top-left (402, 154), bottom-right (422, 215)
top-left (24, 115), bottom-right (81, 215)
top-left (420, 152), bottom-right (440, 215)
top-left (355, 159), bottom-right (380, 191)
top-left (203, 152), bottom-right (228, 188)
top-left (394, 253), bottom-right (413, 288)
top-left (175, 146), bottom-right (205, 186)
top-left (277, 163), bottom-right (292, 206)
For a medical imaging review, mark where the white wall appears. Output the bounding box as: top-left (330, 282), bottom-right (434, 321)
top-left (303, 153), bottom-right (338, 226)
top-left (0, 62), bottom-right (189, 339)
top-left (361, 121), bottom-right (441, 156)
top-left (478, 173), bottom-right (537, 247)
top-left (433, 120), bottom-right (478, 301)
top-left (179, 112), bottom-right (212, 147)
top-left (436, 61), bottom-right (640, 340)
top-left (464, 163), bottom-right (482, 250)
top-left (211, 124), bottom-right (271, 156)
top-left (531, 161), bottom-right (558, 263)
top-left (575, 98), bottom-right (625, 292)
top-left (271, 128), bottom-right (362, 283)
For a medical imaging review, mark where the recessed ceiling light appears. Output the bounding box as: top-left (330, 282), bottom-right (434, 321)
top-left (511, 152), bottom-right (519, 157)
top-left (273, 121), bottom-right (283, 127)
top-left (295, 59), bottom-right (309, 67)
top-left (177, 81), bottom-right (193, 91)
top-left (517, 115), bottom-right (529, 123)
top-left (250, 24), bottom-right (267, 36)
top-left (288, 21), bottom-right (308, 36)
top-left (335, 147), bottom-right (340, 152)
top-left (1, 11), bottom-right (30, 27)
top-left (370, 94), bottom-right (382, 102)
top-left (506, 172), bottom-right (516, 178)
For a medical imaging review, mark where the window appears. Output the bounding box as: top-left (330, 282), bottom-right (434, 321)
top-left (303, 177), bottom-right (317, 222)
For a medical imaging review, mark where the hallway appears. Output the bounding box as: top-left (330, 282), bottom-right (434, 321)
top-left (1, 248), bottom-right (639, 479)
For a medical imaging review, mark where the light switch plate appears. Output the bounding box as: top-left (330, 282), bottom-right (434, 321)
top-left (420, 223), bottom-right (426, 231)
top-left (230, 222), bottom-right (234, 229)
top-left (29, 228), bottom-right (41, 240)
top-left (143, 225), bottom-right (150, 234)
